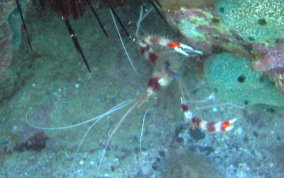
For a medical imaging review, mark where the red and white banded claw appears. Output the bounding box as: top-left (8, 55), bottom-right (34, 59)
top-left (167, 41), bottom-right (203, 56)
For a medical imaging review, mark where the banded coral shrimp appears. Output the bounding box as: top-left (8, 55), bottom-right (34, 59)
top-left (5, 2), bottom-right (242, 175)
top-left (17, 4), bottom-right (240, 178)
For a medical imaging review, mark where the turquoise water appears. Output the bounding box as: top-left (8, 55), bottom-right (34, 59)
top-left (0, 0), bottom-right (284, 177)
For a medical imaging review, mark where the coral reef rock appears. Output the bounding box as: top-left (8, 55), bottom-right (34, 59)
top-left (253, 43), bottom-right (284, 72)
top-left (253, 42), bottom-right (284, 93)
top-left (0, 0), bottom-right (30, 82)
top-left (165, 7), bottom-right (248, 55)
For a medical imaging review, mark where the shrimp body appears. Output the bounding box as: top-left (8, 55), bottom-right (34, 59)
top-left (139, 35), bottom-right (237, 133)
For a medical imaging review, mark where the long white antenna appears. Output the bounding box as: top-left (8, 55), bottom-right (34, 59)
top-left (110, 9), bottom-right (137, 73)
top-left (136, 6), bottom-right (153, 37)
top-left (140, 109), bottom-right (148, 152)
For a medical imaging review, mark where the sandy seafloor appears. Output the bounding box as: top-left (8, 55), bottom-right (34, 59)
top-left (1, 2), bottom-right (284, 178)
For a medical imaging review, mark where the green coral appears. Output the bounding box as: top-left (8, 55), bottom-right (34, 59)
top-left (204, 53), bottom-right (284, 106)
top-left (215, 0), bottom-right (284, 44)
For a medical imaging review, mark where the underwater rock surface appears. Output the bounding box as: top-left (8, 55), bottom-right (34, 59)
top-left (204, 52), bottom-right (284, 106)
top-left (160, 0), bottom-right (216, 10)
top-left (165, 7), bottom-right (249, 56)
top-left (0, 0), bottom-right (31, 101)
top-left (1, 1), bottom-right (284, 178)
top-left (253, 42), bottom-right (284, 93)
